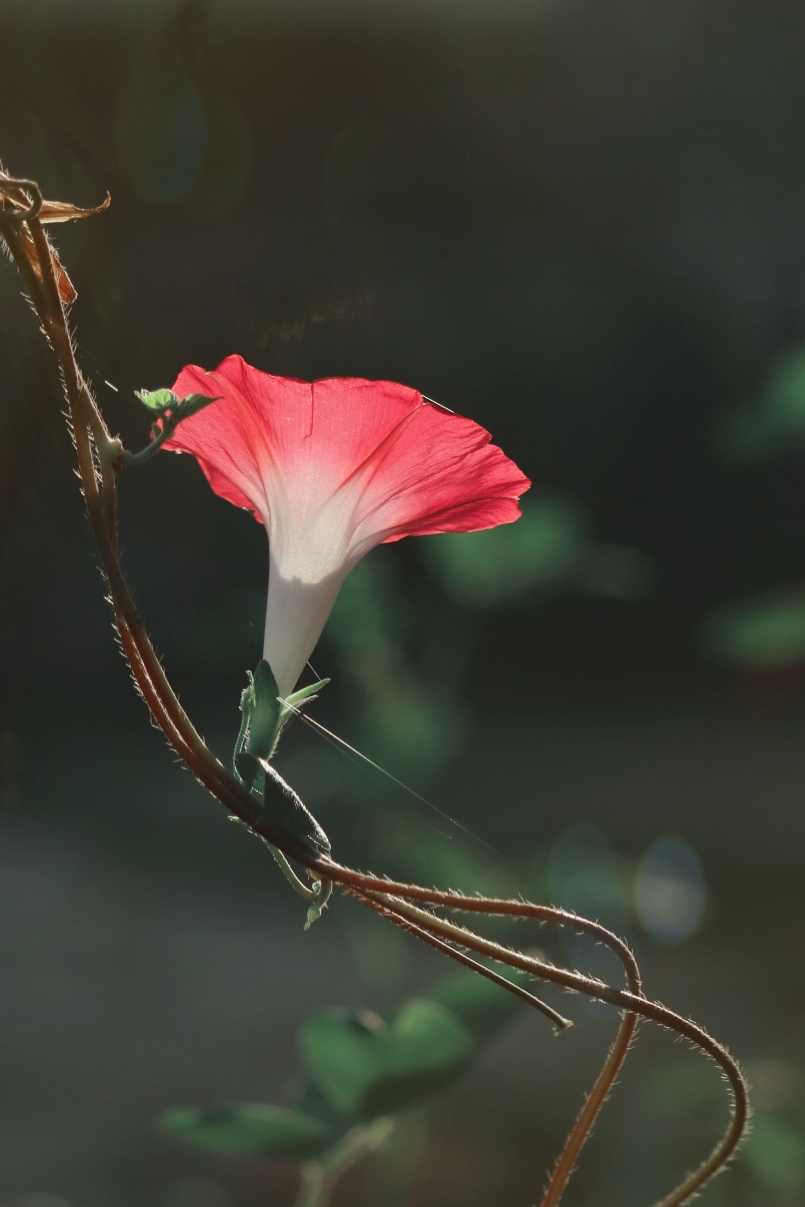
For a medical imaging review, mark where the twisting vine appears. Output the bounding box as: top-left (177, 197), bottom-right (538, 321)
top-left (0, 169), bottom-right (749, 1207)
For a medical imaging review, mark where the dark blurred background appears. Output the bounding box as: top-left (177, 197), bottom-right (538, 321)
top-left (2, 0), bottom-right (805, 1203)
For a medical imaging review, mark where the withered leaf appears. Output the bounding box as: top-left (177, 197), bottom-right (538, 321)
top-left (0, 171), bottom-right (110, 305)
top-left (11, 223), bottom-right (78, 304)
top-left (39, 195), bottom-right (112, 224)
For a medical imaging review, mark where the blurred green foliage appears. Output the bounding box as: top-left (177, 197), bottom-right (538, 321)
top-left (743, 1114), bottom-right (805, 1194)
top-left (323, 553), bottom-right (467, 780)
top-left (301, 1000), bottom-right (475, 1119)
top-left (701, 589), bottom-right (805, 669)
top-left (645, 1059), bottom-right (720, 1119)
top-left (162, 1104), bottom-right (337, 1160)
top-left (160, 962), bottom-right (531, 1198)
top-left (715, 344), bottom-right (805, 461)
top-left (373, 817), bottom-right (523, 901)
top-left (643, 1056), bottom-right (805, 1200)
top-left (421, 495), bottom-right (589, 609)
top-left (305, 501), bottom-right (648, 905)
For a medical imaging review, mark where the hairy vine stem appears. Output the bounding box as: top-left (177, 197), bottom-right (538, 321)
top-left (0, 175), bottom-right (749, 1207)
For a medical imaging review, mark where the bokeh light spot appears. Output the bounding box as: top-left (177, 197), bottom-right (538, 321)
top-left (635, 837), bottom-right (705, 946)
top-left (548, 825), bottom-right (628, 932)
top-left (547, 826), bottom-right (629, 1002)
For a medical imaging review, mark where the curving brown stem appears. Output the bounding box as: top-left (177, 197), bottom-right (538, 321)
top-left (0, 180), bottom-right (749, 1207)
top-left (540, 1013), bottom-right (638, 1207)
top-left (335, 884), bottom-right (746, 1207)
top-left (303, 861), bottom-right (644, 1204)
top-left (348, 883), bottom-right (639, 1206)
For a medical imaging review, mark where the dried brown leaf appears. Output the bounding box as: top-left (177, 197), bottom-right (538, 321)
top-left (14, 223), bottom-right (77, 304)
top-left (38, 194), bottom-right (112, 224)
top-left (0, 173), bottom-right (110, 305)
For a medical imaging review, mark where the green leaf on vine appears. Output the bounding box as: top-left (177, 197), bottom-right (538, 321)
top-left (136, 388), bottom-right (178, 412)
top-left (135, 388), bottom-right (220, 423)
top-left (159, 1104), bottom-right (337, 1159)
top-left (301, 999), bottom-right (476, 1119)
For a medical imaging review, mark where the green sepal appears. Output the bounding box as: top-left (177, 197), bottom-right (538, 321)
top-left (233, 660), bottom-right (280, 796)
top-left (274, 676), bottom-right (331, 743)
top-left (236, 663), bottom-right (330, 771)
top-left (233, 662), bottom-right (331, 855)
top-left (245, 660), bottom-right (282, 760)
top-left (283, 678), bottom-right (330, 712)
top-left (159, 1103), bottom-right (337, 1160)
top-left (123, 388), bottom-right (221, 468)
top-left (301, 999), bottom-right (476, 1120)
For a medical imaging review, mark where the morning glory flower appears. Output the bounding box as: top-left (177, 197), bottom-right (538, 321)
top-left (163, 355), bottom-right (530, 698)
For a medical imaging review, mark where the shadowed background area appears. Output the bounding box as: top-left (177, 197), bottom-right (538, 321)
top-left (2, 0), bottom-right (805, 1204)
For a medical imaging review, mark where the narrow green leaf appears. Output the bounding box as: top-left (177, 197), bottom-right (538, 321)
top-left (160, 1104), bottom-right (337, 1160)
top-left (271, 676), bottom-right (331, 747)
top-left (283, 678), bottom-right (330, 711)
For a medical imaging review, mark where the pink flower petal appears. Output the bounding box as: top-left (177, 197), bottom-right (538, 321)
top-left (163, 355), bottom-right (529, 694)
